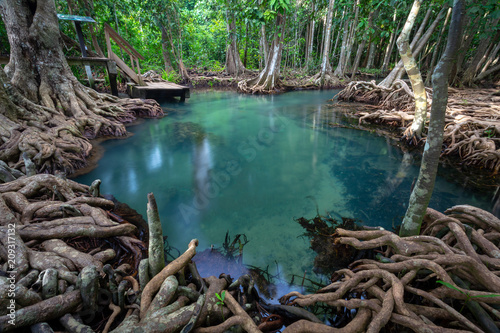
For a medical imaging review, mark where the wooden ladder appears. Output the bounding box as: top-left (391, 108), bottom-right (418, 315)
top-left (104, 23), bottom-right (145, 86)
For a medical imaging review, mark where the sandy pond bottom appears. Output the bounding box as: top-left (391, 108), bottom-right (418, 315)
top-left (76, 90), bottom-right (495, 288)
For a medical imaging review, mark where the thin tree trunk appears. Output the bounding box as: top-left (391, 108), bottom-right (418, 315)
top-left (397, 0), bottom-right (427, 139)
top-left (449, 14), bottom-right (481, 84)
top-left (379, 5), bottom-right (447, 88)
top-left (461, 24), bottom-right (500, 85)
top-left (305, 1), bottom-right (315, 70)
top-left (331, 9), bottom-right (344, 65)
top-left (239, 15), bottom-right (285, 93)
top-left (161, 27), bottom-right (174, 72)
top-left (318, 0), bottom-right (335, 86)
top-left (333, 9), bottom-right (350, 77)
top-left (381, 9), bottom-right (398, 72)
top-left (260, 24), bottom-right (268, 68)
top-left (351, 11), bottom-right (374, 79)
top-left (400, 0), bottom-right (464, 237)
top-left (426, 7), bottom-right (452, 85)
top-left (343, 0), bottom-right (360, 73)
top-left (365, 42), bottom-right (376, 69)
top-left (319, 14), bottom-right (327, 68)
top-left (474, 62), bottom-right (500, 82)
top-left (244, 22), bottom-right (249, 68)
top-left (225, 11), bottom-right (246, 76)
top-left (479, 41), bottom-right (500, 74)
top-left (394, 5), bottom-right (448, 81)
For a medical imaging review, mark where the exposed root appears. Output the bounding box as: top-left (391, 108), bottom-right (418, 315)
top-left (337, 81), bottom-right (500, 171)
top-left (279, 206), bottom-right (500, 333)
top-left (0, 68), bottom-right (163, 176)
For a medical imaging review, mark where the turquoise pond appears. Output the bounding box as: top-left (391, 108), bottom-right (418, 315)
top-left (75, 90), bottom-right (496, 281)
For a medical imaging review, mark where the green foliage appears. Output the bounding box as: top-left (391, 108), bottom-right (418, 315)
top-left (437, 280), bottom-right (500, 313)
top-left (162, 70), bottom-right (181, 83)
top-left (215, 290), bottom-right (226, 320)
top-left (484, 128), bottom-right (496, 138)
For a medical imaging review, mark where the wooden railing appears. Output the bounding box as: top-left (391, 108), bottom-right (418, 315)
top-left (104, 23), bottom-right (145, 85)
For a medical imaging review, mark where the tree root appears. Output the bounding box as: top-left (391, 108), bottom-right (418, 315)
top-left (280, 205), bottom-right (500, 333)
top-left (337, 83), bottom-right (500, 171)
top-left (0, 67), bottom-right (163, 176)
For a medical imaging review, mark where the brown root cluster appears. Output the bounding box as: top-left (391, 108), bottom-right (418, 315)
top-left (0, 74), bottom-right (163, 176)
top-left (280, 205), bottom-right (500, 333)
top-left (337, 81), bottom-right (500, 172)
top-left (0, 173), bottom-right (146, 332)
top-left (0, 174), bottom-right (323, 333)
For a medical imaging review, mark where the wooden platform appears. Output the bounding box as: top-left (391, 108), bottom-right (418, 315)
top-left (127, 82), bottom-right (190, 102)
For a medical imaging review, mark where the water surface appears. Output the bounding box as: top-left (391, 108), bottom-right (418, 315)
top-left (76, 90), bottom-right (495, 280)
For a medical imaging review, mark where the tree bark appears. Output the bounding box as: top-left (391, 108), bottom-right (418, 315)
top-left (225, 13), bottom-right (246, 76)
top-left (461, 24), bottom-right (500, 86)
top-left (351, 11), bottom-right (375, 79)
top-left (318, 0), bottom-right (335, 86)
top-left (343, 0), bottom-right (360, 73)
top-left (333, 11), bottom-right (350, 78)
top-left (379, 5), bottom-right (447, 88)
top-left (479, 41), bottom-right (500, 75)
top-left (426, 7), bottom-right (452, 85)
top-left (0, 0), bottom-right (162, 174)
top-left (397, 0), bottom-right (427, 139)
top-left (400, 0), bottom-right (464, 237)
top-left (381, 9), bottom-right (398, 72)
top-left (161, 27), bottom-right (174, 72)
top-left (394, 5), bottom-right (448, 81)
top-left (238, 15), bottom-right (285, 93)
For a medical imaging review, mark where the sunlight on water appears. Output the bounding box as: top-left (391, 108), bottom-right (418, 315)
top-left (76, 90), bottom-right (495, 282)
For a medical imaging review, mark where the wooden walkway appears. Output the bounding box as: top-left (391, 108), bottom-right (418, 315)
top-left (1, 24), bottom-right (190, 102)
top-left (104, 24), bottom-right (189, 102)
top-left (128, 82), bottom-right (190, 102)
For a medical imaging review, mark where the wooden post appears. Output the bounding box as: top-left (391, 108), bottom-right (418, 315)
top-left (107, 60), bottom-right (118, 96)
top-left (74, 21), bottom-right (95, 89)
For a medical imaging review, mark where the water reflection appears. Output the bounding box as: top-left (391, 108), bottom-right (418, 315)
top-left (75, 90), bottom-right (496, 281)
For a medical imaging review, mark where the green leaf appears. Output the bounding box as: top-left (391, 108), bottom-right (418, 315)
top-left (216, 290), bottom-right (226, 302)
top-left (436, 280), bottom-right (466, 295)
top-left (471, 294), bottom-right (500, 298)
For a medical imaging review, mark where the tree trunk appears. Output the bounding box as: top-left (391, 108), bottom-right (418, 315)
top-left (343, 0), bottom-right (360, 73)
top-left (425, 7), bottom-right (452, 85)
top-left (397, 0), bottom-right (427, 140)
top-left (351, 11), bottom-right (374, 79)
top-left (381, 9), bottom-right (399, 72)
top-left (238, 15), bottom-right (285, 93)
top-left (479, 41), bottom-right (500, 75)
top-left (449, 14), bottom-right (481, 84)
top-left (161, 27), bottom-right (174, 72)
top-left (260, 24), bottom-right (269, 69)
top-left (394, 5), bottom-right (448, 81)
top-left (317, 0), bottom-right (336, 86)
top-left (365, 41), bottom-right (376, 70)
top-left (225, 17), bottom-right (246, 75)
top-left (461, 23), bottom-right (500, 86)
top-left (379, 5), bottom-right (447, 88)
top-left (333, 13), bottom-right (350, 78)
top-left (0, 0), bottom-right (162, 174)
top-left (400, 0), bottom-right (464, 237)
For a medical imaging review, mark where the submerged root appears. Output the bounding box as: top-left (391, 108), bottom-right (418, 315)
top-left (280, 206), bottom-right (500, 333)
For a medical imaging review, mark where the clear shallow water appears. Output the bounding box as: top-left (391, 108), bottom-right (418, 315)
top-left (76, 90), bottom-right (495, 280)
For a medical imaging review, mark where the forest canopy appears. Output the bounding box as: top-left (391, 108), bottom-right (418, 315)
top-left (1, 0), bottom-right (498, 87)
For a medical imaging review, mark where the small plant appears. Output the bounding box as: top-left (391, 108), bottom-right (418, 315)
top-left (484, 128), bottom-right (495, 138)
top-left (161, 70), bottom-right (181, 84)
top-left (437, 280), bottom-right (499, 312)
top-left (215, 290), bottom-right (226, 320)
